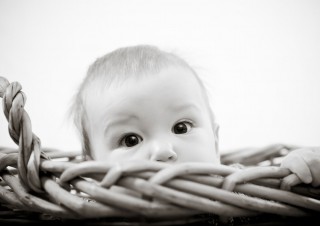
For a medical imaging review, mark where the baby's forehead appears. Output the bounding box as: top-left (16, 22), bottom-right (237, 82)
top-left (85, 66), bottom-right (208, 109)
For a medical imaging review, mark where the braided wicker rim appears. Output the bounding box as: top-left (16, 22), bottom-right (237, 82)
top-left (0, 76), bottom-right (320, 224)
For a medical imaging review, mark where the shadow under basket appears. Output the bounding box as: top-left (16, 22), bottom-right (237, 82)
top-left (1, 76), bottom-right (320, 225)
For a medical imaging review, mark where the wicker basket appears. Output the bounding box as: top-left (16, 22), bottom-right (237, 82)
top-left (0, 76), bottom-right (319, 225)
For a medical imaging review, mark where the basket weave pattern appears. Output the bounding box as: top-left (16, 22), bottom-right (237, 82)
top-left (0, 76), bottom-right (320, 224)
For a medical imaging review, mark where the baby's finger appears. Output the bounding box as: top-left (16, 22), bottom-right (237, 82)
top-left (280, 174), bottom-right (302, 190)
top-left (280, 153), bottom-right (312, 184)
top-left (302, 151), bottom-right (320, 187)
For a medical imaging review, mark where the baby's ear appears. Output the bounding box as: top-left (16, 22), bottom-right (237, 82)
top-left (212, 122), bottom-right (220, 157)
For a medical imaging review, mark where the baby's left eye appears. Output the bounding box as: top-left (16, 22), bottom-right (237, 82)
top-left (172, 121), bottom-right (193, 134)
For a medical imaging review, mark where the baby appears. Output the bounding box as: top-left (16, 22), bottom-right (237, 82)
top-left (71, 45), bottom-right (320, 188)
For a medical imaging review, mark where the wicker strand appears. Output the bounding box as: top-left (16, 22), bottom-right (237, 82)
top-left (0, 77), bottom-right (48, 193)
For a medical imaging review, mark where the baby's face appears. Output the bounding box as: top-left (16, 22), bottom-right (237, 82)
top-left (84, 66), bottom-right (219, 164)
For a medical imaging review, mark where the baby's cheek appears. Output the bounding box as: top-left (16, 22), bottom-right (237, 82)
top-left (175, 134), bottom-right (217, 163)
top-left (103, 149), bottom-right (134, 163)
top-left (104, 147), bottom-right (150, 163)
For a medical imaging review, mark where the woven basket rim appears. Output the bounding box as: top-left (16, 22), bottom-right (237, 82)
top-left (1, 76), bottom-right (320, 225)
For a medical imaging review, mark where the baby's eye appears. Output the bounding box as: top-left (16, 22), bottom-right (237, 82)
top-left (119, 133), bottom-right (143, 147)
top-left (173, 121), bottom-right (193, 134)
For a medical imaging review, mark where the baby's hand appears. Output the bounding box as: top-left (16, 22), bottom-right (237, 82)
top-left (280, 147), bottom-right (320, 189)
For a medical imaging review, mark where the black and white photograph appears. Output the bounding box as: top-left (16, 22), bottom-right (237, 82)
top-left (0, 0), bottom-right (319, 225)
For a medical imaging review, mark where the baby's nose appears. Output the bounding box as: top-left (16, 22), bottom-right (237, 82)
top-left (149, 141), bottom-right (177, 163)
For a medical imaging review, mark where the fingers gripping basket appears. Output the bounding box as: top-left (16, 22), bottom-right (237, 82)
top-left (0, 76), bottom-right (319, 225)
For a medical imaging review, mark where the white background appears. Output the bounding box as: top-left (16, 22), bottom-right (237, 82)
top-left (1, 0), bottom-right (319, 153)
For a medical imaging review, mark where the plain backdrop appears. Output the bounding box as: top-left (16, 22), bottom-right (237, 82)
top-left (0, 0), bottom-right (319, 153)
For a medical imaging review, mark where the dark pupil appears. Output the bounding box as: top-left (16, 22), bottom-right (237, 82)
top-left (125, 135), bottom-right (139, 147)
top-left (174, 123), bottom-right (187, 134)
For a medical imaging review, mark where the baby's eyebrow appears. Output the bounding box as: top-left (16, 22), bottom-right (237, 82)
top-left (104, 115), bottom-right (139, 135)
top-left (170, 103), bottom-right (201, 113)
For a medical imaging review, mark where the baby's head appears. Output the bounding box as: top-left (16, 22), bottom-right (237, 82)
top-left (72, 45), bottom-right (220, 164)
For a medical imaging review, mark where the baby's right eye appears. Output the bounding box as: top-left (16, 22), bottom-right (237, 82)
top-left (119, 133), bottom-right (143, 147)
